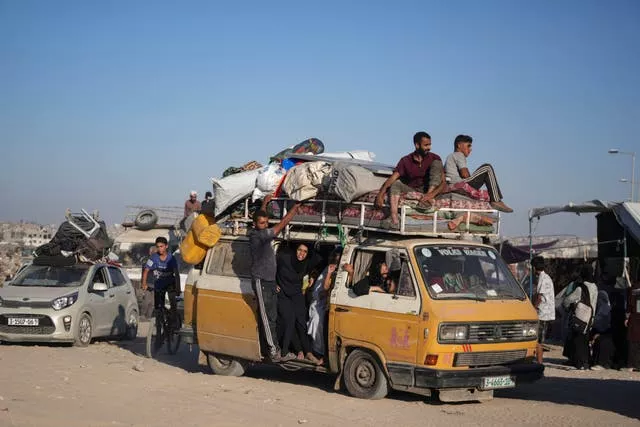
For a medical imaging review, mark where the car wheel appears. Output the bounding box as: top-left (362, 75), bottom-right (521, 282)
top-left (207, 353), bottom-right (247, 377)
top-left (343, 349), bottom-right (388, 400)
top-left (123, 310), bottom-right (138, 340)
top-left (74, 313), bottom-right (93, 347)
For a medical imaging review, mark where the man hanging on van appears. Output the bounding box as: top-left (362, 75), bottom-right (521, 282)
top-left (444, 135), bottom-right (513, 213)
top-left (375, 131), bottom-right (446, 229)
top-left (249, 195), bottom-right (301, 363)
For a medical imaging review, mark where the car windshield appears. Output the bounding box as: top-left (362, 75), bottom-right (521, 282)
top-left (414, 245), bottom-right (526, 301)
top-left (10, 265), bottom-right (89, 287)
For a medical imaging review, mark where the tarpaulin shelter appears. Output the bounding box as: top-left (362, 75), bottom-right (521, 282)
top-left (526, 200), bottom-right (640, 296)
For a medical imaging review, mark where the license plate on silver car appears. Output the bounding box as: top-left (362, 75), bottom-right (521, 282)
top-left (8, 317), bottom-right (39, 326)
top-left (481, 376), bottom-right (515, 390)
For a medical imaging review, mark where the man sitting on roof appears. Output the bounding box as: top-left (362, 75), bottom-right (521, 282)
top-left (375, 131), bottom-right (446, 228)
top-left (444, 134), bottom-right (513, 213)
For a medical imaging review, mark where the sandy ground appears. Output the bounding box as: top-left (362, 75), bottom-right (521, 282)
top-left (1, 323), bottom-right (638, 427)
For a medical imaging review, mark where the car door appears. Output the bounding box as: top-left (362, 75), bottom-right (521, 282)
top-left (87, 267), bottom-right (116, 335)
top-left (331, 246), bottom-right (422, 372)
top-left (107, 266), bottom-right (132, 335)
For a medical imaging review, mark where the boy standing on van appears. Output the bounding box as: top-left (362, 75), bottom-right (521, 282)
top-left (250, 195), bottom-right (301, 363)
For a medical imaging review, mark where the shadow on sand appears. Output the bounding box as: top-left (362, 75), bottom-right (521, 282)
top-left (496, 375), bottom-right (640, 420)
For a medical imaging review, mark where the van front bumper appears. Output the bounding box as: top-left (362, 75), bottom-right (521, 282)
top-left (387, 362), bottom-right (544, 390)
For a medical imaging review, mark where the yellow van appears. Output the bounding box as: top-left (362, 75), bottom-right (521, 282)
top-left (181, 228), bottom-right (543, 402)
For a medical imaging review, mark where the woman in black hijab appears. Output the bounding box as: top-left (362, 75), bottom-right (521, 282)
top-left (276, 242), bottom-right (322, 364)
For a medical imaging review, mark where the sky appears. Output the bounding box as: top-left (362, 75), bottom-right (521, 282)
top-left (1, 0), bottom-right (639, 238)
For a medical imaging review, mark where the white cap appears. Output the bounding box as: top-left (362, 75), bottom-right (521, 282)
top-left (190, 190), bottom-right (197, 197)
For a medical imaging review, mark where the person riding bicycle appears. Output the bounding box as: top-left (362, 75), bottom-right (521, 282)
top-left (141, 237), bottom-right (180, 344)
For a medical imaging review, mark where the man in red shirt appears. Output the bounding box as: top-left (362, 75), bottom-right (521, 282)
top-left (375, 131), bottom-right (445, 228)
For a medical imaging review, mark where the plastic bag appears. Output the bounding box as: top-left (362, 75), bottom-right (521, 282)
top-left (212, 169), bottom-right (261, 216)
top-left (251, 163), bottom-right (287, 202)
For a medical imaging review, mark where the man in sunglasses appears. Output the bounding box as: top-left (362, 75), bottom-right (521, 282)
top-left (141, 237), bottom-right (181, 342)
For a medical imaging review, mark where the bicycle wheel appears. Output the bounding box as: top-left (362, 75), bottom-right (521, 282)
top-left (166, 313), bottom-right (182, 355)
top-left (146, 317), bottom-right (163, 358)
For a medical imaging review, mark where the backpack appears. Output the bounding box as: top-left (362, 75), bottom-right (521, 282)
top-left (569, 282), bottom-right (593, 335)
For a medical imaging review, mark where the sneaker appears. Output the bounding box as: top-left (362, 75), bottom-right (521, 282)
top-left (280, 352), bottom-right (297, 362)
top-left (590, 365), bottom-right (604, 371)
top-left (269, 352), bottom-right (282, 363)
top-left (490, 201), bottom-right (514, 213)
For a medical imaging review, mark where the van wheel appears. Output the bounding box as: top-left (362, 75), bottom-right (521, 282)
top-left (343, 349), bottom-right (388, 400)
top-left (207, 353), bottom-right (247, 377)
top-left (74, 313), bottom-right (93, 347)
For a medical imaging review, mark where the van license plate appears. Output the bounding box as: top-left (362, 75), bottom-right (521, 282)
top-left (8, 318), bottom-right (39, 326)
top-left (481, 376), bottom-right (515, 390)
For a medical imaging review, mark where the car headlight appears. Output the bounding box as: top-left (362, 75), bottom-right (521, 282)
top-left (439, 324), bottom-right (469, 342)
top-left (522, 322), bottom-right (538, 338)
top-left (52, 292), bottom-right (79, 311)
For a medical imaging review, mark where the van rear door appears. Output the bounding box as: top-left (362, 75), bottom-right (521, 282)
top-left (195, 239), bottom-right (261, 361)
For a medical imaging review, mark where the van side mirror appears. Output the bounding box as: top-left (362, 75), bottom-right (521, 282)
top-left (93, 282), bottom-right (108, 292)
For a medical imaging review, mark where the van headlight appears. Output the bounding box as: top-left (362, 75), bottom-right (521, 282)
top-left (522, 322), bottom-right (538, 338)
top-left (439, 324), bottom-right (469, 342)
top-left (52, 292), bottom-right (79, 311)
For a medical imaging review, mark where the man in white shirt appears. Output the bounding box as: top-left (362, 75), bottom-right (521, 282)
top-left (532, 256), bottom-right (555, 363)
top-left (444, 134), bottom-right (513, 213)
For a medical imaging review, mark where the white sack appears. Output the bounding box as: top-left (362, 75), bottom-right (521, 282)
top-left (211, 169), bottom-right (260, 216)
top-left (252, 163), bottom-right (286, 202)
top-left (282, 161), bottom-right (331, 201)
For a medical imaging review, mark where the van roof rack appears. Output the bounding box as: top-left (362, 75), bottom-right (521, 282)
top-left (215, 196), bottom-right (500, 243)
top-left (121, 206), bottom-right (184, 229)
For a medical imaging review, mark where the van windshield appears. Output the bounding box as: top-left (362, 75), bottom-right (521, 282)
top-left (11, 265), bottom-right (89, 287)
top-left (414, 245), bottom-right (526, 301)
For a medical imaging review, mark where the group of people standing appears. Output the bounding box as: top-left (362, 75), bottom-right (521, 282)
top-left (531, 256), bottom-right (633, 371)
top-left (248, 195), bottom-right (340, 365)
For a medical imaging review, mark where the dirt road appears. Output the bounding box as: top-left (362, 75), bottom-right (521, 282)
top-left (1, 324), bottom-right (638, 427)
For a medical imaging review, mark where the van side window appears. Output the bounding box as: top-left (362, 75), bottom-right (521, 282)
top-left (206, 241), bottom-right (252, 278)
top-left (396, 262), bottom-right (416, 298)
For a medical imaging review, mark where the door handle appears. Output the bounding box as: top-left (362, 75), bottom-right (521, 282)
top-left (126, 291), bottom-right (132, 294)
top-left (109, 294), bottom-right (115, 298)
top-left (335, 307), bottom-right (350, 312)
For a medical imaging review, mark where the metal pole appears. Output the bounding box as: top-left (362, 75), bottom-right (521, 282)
top-left (632, 153), bottom-right (636, 203)
top-left (528, 211), bottom-right (534, 299)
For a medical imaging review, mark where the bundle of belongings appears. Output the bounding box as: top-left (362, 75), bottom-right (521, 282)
top-left (205, 137), bottom-right (497, 238)
top-left (33, 209), bottom-right (114, 266)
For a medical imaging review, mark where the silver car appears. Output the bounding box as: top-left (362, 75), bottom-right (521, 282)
top-left (0, 262), bottom-right (139, 346)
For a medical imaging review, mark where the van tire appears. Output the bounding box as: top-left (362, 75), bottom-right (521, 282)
top-left (74, 313), bottom-right (93, 347)
top-left (343, 349), bottom-right (388, 400)
top-left (134, 209), bottom-right (158, 230)
top-left (207, 353), bottom-right (247, 377)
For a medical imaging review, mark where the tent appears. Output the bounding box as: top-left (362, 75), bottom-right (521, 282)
top-left (526, 200), bottom-right (640, 296)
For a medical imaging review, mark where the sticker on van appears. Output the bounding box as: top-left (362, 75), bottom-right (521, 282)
top-left (421, 248), bottom-right (432, 257)
top-left (431, 283), bottom-right (443, 294)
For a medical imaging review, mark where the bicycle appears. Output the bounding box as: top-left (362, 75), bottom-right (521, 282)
top-left (146, 299), bottom-right (182, 358)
